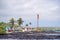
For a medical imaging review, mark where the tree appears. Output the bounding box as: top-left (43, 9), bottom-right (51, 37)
top-left (17, 18), bottom-right (23, 27)
top-left (26, 24), bottom-right (28, 26)
top-left (29, 22), bottom-right (32, 26)
top-left (10, 18), bottom-right (14, 27)
top-left (0, 25), bottom-right (6, 34)
top-left (0, 22), bottom-right (5, 25)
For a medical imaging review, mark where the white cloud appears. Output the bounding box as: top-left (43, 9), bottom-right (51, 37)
top-left (0, 0), bottom-right (60, 21)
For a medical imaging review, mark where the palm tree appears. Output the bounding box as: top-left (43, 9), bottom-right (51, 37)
top-left (17, 18), bottom-right (23, 27)
top-left (29, 22), bottom-right (32, 26)
top-left (26, 24), bottom-right (28, 26)
top-left (10, 18), bottom-right (14, 28)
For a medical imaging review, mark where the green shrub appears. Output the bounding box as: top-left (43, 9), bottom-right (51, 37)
top-left (19, 30), bottom-right (23, 32)
top-left (0, 25), bottom-right (6, 34)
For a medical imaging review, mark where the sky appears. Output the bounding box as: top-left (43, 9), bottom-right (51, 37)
top-left (0, 0), bottom-right (60, 27)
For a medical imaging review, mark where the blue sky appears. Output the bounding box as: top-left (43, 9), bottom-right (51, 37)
top-left (0, 0), bottom-right (60, 27)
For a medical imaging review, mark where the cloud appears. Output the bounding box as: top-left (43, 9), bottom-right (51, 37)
top-left (0, 0), bottom-right (60, 23)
